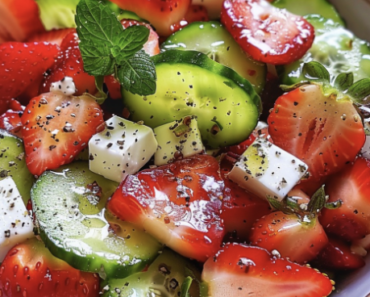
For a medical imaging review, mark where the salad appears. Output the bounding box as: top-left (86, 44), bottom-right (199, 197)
top-left (0, 0), bottom-right (370, 296)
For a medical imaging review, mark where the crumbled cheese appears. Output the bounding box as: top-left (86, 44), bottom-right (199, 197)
top-left (50, 76), bottom-right (76, 96)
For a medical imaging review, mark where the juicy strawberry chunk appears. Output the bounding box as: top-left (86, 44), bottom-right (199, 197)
top-left (249, 211), bottom-right (328, 264)
top-left (27, 28), bottom-right (76, 46)
top-left (0, 238), bottom-right (99, 297)
top-left (171, 5), bottom-right (209, 32)
top-left (268, 84), bottom-right (365, 180)
top-left (0, 0), bottom-right (45, 43)
top-left (0, 109), bottom-right (23, 138)
top-left (202, 244), bottom-right (333, 297)
top-left (221, 0), bottom-right (314, 64)
top-left (41, 31), bottom-right (97, 96)
top-left (21, 92), bottom-right (104, 176)
top-left (312, 237), bottom-right (366, 271)
top-left (109, 0), bottom-right (191, 36)
top-left (108, 155), bottom-right (225, 262)
top-left (0, 42), bottom-right (60, 106)
top-left (320, 157), bottom-right (370, 241)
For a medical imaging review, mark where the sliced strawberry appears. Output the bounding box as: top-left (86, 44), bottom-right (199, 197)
top-left (0, 110), bottom-right (23, 138)
top-left (109, 0), bottom-right (191, 36)
top-left (312, 237), bottom-right (366, 271)
top-left (0, 42), bottom-right (60, 107)
top-left (21, 91), bottom-right (104, 176)
top-left (41, 31), bottom-right (97, 96)
top-left (320, 157), bottom-right (370, 241)
top-left (108, 155), bottom-right (225, 262)
top-left (202, 243), bottom-right (333, 297)
top-left (27, 28), bottom-right (76, 46)
top-left (0, 238), bottom-right (99, 297)
top-left (0, 0), bottom-right (45, 43)
top-left (249, 211), bottom-right (328, 264)
top-left (268, 84), bottom-right (365, 180)
top-left (104, 75), bottom-right (122, 100)
top-left (171, 5), bottom-right (209, 32)
top-left (221, 0), bottom-right (314, 64)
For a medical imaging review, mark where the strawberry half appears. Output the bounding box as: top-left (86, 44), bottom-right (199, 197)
top-left (0, 238), bottom-right (99, 297)
top-left (0, 0), bottom-right (45, 43)
top-left (0, 110), bottom-right (23, 138)
top-left (21, 91), bottom-right (104, 176)
top-left (108, 155), bottom-right (225, 262)
top-left (221, 0), bottom-right (314, 64)
top-left (202, 243), bottom-right (333, 297)
top-left (268, 83), bottom-right (365, 180)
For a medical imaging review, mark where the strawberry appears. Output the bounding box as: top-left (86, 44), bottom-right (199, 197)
top-left (21, 91), bottom-right (104, 176)
top-left (41, 31), bottom-right (97, 96)
top-left (0, 42), bottom-right (60, 107)
top-left (27, 28), bottom-right (76, 46)
top-left (108, 0), bottom-right (191, 36)
top-left (249, 211), bottom-right (328, 264)
top-left (0, 110), bottom-right (23, 138)
top-left (312, 237), bottom-right (366, 271)
top-left (268, 83), bottom-right (365, 180)
top-left (202, 243), bottom-right (334, 297)
top-left (0, 0), bottom-right (45, 43)
top-left (221, 0), bottom-right (314, 64)
top-left (0, 238), bottom-right (99, 297)
top-left (320, 157), bottom-right (370, 241)
top-left (171, 5), bottom-right (209, 32)
top-left (108, 155), bottom-right (225, 262)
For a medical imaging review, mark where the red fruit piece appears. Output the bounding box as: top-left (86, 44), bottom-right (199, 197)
top-left (109, 0), bottom-right (191, 36)
top-left (202, 243), bottom-right (333, 297)
top-left (320, 157), bottom-right (370, 241)
top-left (108, 155), bottom-right (225, 262)
top-left (0, 42), bottom-right (60, 106)
top-left (221, 0), bottom-right (314, 64)
top-left (0, 0), bottom-right (45, 43)
top-left (41, 31), bottom-right (97, 96)
top-left (27, 28), bottom-right (76, 46)
top-left (21, 91), bottom-right (104, 176)
top-left (313, 237), bottom-right (365, 271)
top-left (268, 84), bottom-right (365, 180)
top-left (171, 5), bottom-right (209, 32)
top-left (249, 211), bottom-right (328, 264)
top-left (0, 110), bottom-right (23, 138)
top-left (0, 238), bottom-right (99, 297)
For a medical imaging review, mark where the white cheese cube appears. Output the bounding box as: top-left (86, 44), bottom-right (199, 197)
top-left (0, 177), bottom-right (34, 261)
top-left (154, 115), bottom-right (204, 166)
top-left (89, 116), bottom-right (158, 183)
top-left (228, 137), bottom-right (308, 201)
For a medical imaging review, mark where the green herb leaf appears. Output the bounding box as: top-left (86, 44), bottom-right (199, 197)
top-left (79, 42), bottom-right (115, 76)
top-left (116, 26), bottom-right (150, 60)
top-left (302, 61), bottom-right (330, 82)
top-left (267, 196), bottom-right (283, 211)
top-left (117, 50), bottom-right (156, 96)
top-left (334, 72), bottom-right (354, 91)
top-left (180, 276), bottom-right (193, 297)
top-left (307, 185), bottom-right (326, 213)
top-left (347, 78), bottom-right (370, 103)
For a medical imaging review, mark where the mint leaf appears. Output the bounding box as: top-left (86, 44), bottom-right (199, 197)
top-left (117, 50), bottom-right (156, 96)
top-left (75, 0), bottom-right (122, 46)
top-left (79, 42), bottom-right (115, 76)
top-left (117, 26), bottom-right (150, 60)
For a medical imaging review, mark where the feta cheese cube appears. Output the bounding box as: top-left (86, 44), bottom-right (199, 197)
top-left (154, 115), bottom-right (204, 166)
top-left (0, 177), bottom-right (34, 261)
top-left (89, 116), bottom-right (158, 183)
top-left (228, 137), bottom-right (308, 201)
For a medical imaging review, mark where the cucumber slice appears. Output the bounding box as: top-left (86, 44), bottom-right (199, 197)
top-left (278, 15), bottom-right (370, 85)
top-left (0, 129), bottom-right (35, 206)
top-left (161, 21), bottom-right (266, 94)
top-left (271, 0), bottom-right (344, 26)
top-left (31, 162), bottom-right (162, 278)
top-left (101, 249), bottom-right (200, 297)
top-left (123, 50), bottom-right (262, 149)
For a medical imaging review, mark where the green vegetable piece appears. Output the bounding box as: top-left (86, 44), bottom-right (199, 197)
top-left (161, 21), bottom-right (266, 94)
top-left (0, 130), bottom-right (34, 206)
top-left (123, 50), bottom-right (261, 148)
top-left (31, 162), bottom-right (162, 278)
top-left (101, 249), bottom-right (200, 297)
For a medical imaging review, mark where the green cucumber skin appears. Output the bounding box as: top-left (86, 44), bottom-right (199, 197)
top-left (161, 21), bottom-right (266, 94)
top-left (123, 50), bottom-right (262, 149)
top-left (32, 162), bottom-right (162, 279)
top-left (101, 249), bottom-right (200, 297)
top-left (0, 129), bottom-right (35, 206)
top-left (278, 15), bottom-right (370, 85)
top-left (272, 0), bottom-right (345, 26)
